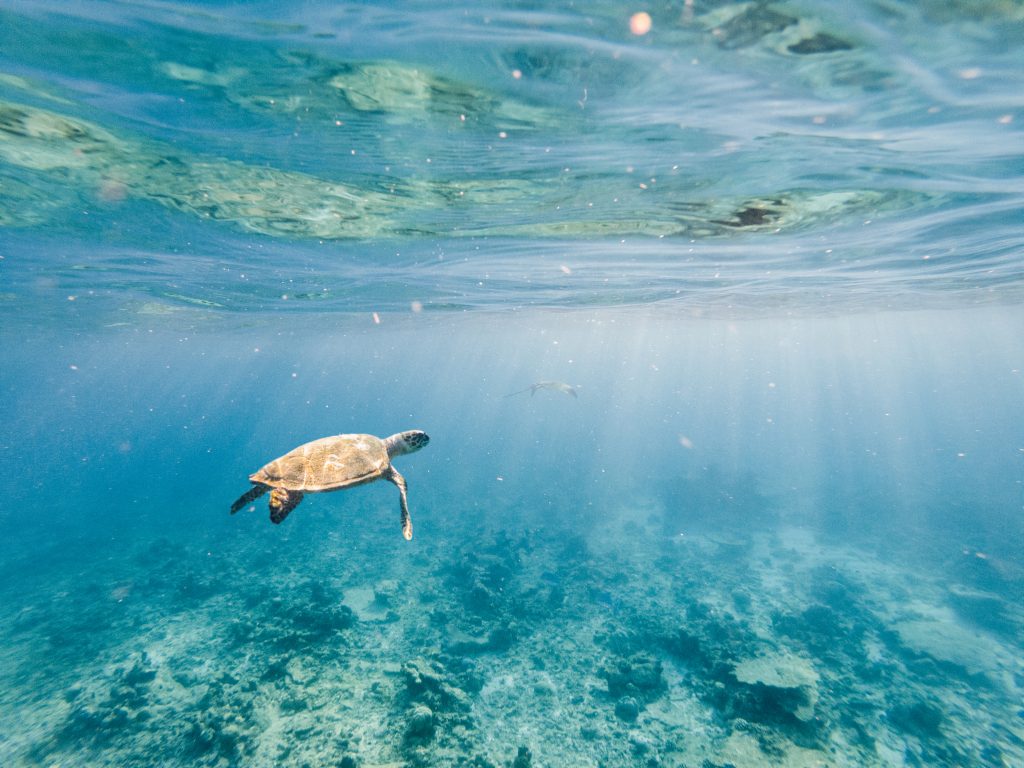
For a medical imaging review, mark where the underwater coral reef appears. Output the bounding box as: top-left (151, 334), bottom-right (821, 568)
top-left (1, 494), bottom-right (1020, 768)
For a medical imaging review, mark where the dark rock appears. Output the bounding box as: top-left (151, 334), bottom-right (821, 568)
top-left (405, 704), bottom-right (435, 740)
top-left (122, 657), bottom-right (157, 688)
top-left (725, 680), bottom-right (812, 728)
top-left (403, 659), bottom-right (447, 695)
top-left (602, 655), bottom-right (666, 703)
top-left (947, 587), bottom-right (1013, 635)
top-left (630, 733), bottom-right (651, 754)
top-left (665, 628), bottom-right (706, 666)
top-left (486, 624), bottom-right (516, 651)
top-left (511, 745), bottom-right (532, 768)
top-left (284, 600), bottom-right (355, 636)
top-left (615, 696), bottom-right (640, 722)
top-left (595, 626), bottom-right (645, 657)
top-left (186, 720), bottom-right (218, 755)
top-left (402, 658), bottom-right (471, 712)
top-left (185, 711), bottom-right (243, 760)
top-left (467, 579), bottom-right (499, 614)
top-left (373, 583), bottom-right (397, 609)
top-left (280, 696), bottom-right (308, 713)
top-left (887, 700), bottom-right (944, 739)
top-left (262, 658), bottom-right (289, 682)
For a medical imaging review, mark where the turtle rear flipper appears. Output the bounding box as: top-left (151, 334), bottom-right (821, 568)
top-left (269, 488), bottom-right (304, 524)
top-left (230, 484), bottom-right (268, 514)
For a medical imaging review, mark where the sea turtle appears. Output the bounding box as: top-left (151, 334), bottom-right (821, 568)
top-left (505, 381), bottom-right (578, 398)
top-left (229, 430), bottom-right (429, 539)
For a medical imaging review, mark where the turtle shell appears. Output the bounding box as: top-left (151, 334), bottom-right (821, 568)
top-left (250, 433), bottom-right (389, 492)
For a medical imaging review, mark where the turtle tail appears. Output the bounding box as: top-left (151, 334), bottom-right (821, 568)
top-left (230, 484), bottom-right (268, 515)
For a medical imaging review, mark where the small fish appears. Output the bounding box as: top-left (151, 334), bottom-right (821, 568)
top-left (505, 381), bottom-right (578, 398)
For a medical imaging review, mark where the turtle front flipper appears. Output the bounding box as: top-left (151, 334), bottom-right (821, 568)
top-left (230, 484), bottom-right (269, 515)
top-left (269, 488), bottom-right (304, 524)
top-left (385, 466), bottom-right (413, 541)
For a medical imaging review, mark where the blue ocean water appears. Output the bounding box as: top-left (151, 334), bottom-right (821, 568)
top-left (1, 1), bottom-right (1023, 766)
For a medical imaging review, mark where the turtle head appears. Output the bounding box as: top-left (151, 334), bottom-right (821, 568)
top-left (385, 430), bottom-right (430, 457)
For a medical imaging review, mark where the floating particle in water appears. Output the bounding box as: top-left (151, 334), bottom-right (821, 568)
top-left (630, 12), bottom-right (652, 36)
top-left (678, 435), bottom-right (694, 449)
top-left (411, 301), bottom-right (423, 313)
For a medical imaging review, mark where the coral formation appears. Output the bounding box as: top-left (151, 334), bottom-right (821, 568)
top-left (1, 506), bottom-right (1021, 767)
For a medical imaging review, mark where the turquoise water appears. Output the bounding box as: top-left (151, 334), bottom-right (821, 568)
top-left (1, 2), bottom-right (1023, 766)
